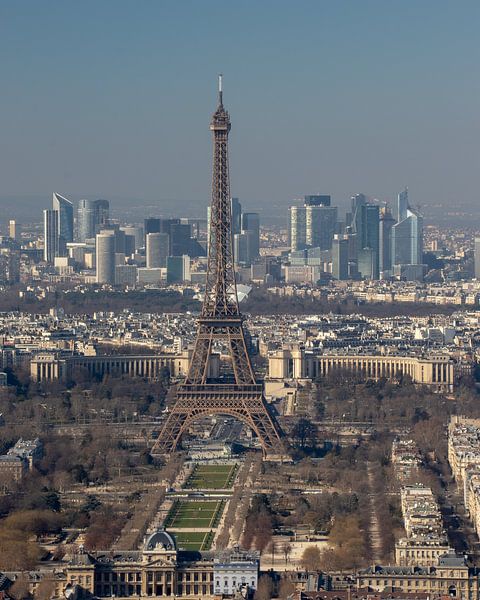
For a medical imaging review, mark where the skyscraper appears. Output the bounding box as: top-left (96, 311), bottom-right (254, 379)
top-left (395, 187), bottom-right (409, 222)
top-left (241, 212), bottom-right (260, 258)
top-left (304, 194), bottom-right (331, 207)
top-left (121, 226), bottom-right (144, 252)
top-left (352, 197), bottom-right (380, 279)
top-left (231, 197), bottom-right (242, 235)
top-left (166, 255), bottom-right (191, 282)
top-left (96, 231), bottom-right (116, 284)
top-left (289, 194), bottom-right (337, 253)
top-left (144, 217), bottom-right (161, 239)
top-left (391, 188), bottom-right (423, 280)
top-left (379, 209), bottom-right (396, 275)
top-left (170, 222), bottom-right (192, 256)
top-left (43, 209), bottom-right (59, 263)
top-left (358, 247), bottom-right (376, 280)
top-left (52, 193), bottom-right (74, 255)
top-left (305, 204), bottom-right (337, 251)
top-left (77, 199), bottom-right (110, 242)
top-left (332, 235), bottom-right (349, 280)
top-left (289, 205), bottom-right (307, 251)
top-left (146, 232), bottom-right (169, 268)
top-left (234, 231), bottom-right (254, 265)
top-left (8, 220), bottom-right (19, 242)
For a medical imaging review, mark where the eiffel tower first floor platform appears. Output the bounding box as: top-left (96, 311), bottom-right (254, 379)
top-left (150, 383), bottom-right (288, 461)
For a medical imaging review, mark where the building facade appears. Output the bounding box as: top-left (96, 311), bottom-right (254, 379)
top-left (268, 346), bottom-right (454, 391)
top-left (62, 531), bottom-right (258, 599)
top-left (52, 193), bottom-right (74, 255)
top-left (96, 231), bottom-right (116, 284)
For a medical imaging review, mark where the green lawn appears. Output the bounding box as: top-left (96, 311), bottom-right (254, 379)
top-left (172, 530), bottom-right (214, 551)
top-left (164, 500), bottom-right (225, 529)
top-left (183, 463), bottom-right (239, 490)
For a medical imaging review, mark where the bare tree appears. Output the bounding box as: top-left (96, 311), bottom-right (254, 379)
top-left (255, 575), bottom-right (274, 600)
top-left (281, 542), bottom-right (292, 565)
top-left (35, 578), bottom-right (56, 600)
top-left (301, 545), bottom-right (321, 572)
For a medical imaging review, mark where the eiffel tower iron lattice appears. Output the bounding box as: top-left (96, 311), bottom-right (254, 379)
top-left (151, 76), bottom-right (285, 459)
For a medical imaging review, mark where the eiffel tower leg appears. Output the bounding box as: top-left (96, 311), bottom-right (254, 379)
top-left (151, 408), bottom-right (186, 455)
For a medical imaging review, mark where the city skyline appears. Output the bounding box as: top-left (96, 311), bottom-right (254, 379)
top-left (0, 1), bottom-right (478, 221)
top-left (2, 4), bottom-right (480, 597)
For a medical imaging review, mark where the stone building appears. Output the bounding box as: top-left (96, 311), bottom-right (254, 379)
top-left (63, 531), bottom-right (258, 598)
top-left (268, 345), bottom-right (454, 391)
top-left (357, 553), bottom-right (478, 598)
top-left (0, 438), bottom-right (43, 485)
top-left (30, 352), bottom-right (222, 383)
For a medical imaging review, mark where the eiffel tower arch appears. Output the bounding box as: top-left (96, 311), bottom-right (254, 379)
top-left (151, 76), bottom-right (285, 460)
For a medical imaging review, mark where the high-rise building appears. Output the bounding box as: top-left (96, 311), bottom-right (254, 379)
top-left (96, 231), bottom-right (116, 284)
top-left (475, 238), bottom-right (480, 279)
top-left (395, 187), bottom-right (409, 222)
top-left (146, 232), bottom-right (169, 268)
top-left (241, 212), bottom-right (260, 258)
top-left (0, 249), bottom-right (20, 284)
top-left (379, 209), bottom-right (396, 276)
top-left (231, 197), bottom-right (242, 235)
top-left (144, 217), bottom-right (161, 240)
top-left (332, 235), bottom-right (349, 280)
top-left (52, 193), bottom-right (74, 255)
top-left (115, 264), bottom-right (137, 286)
top-left (290, 195), bottom-right (337, 254)
top-left (391, 208), bottom-right (423, 269)
top-left (43, 209), bottom-right (59, 263)
top-left (305, 205), bottom-right (337, 251)
top-left (352, 197), bottom-right (380, 279)
top-left (8, 220), bottom-right (19, 242)
top-left (170, 223), bottom-right (192, 256)
top-left (289, 205), bottom-right (307, 251)
top-left (358, 247), bottom-right (377, 280)
top-left (124, 235), bottom-right (136, 257)
top-left (304, 194), bottom-right (331, 207)
top-left (120, 226), bottom-right (144, 251)
top-left (166, 255), bottom-right (191, 282)
top-left (234, 231), bottom-right (254, 265)
top-left (78, 199), bottom-right (110, 242)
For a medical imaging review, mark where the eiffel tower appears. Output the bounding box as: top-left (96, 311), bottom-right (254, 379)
top-left (152, 76), bottom-right (284, 459)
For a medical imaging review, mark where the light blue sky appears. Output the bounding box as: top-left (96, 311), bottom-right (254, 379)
top-left (0, 1), bottom-right (478, 217)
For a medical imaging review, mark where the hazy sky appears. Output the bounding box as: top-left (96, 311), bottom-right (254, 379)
top-left (1, 1), bottom-right (479, 217)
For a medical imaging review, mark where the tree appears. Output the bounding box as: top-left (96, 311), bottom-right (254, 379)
top-left (35, 578), bottom-right (56, 600)
top-left (3, 510), bottom-right (63, 539)
top-left (301, 545), bottom-right (321, 572)
top-left (255, 575), bottom-right (274, 600)
top-left (318, 547), bottom-right (342, 571)
top-left (0, 529), bottom-right (40, 570)
top-left (278, 578), bottom-right (295, 600)
top-left (281, 542), bottom-right (292, 564)
top-left (9, 574), bottom-right (30, 600)
top-left (291, 417), bottom-right (318, 450)
top-left (267, 539), bottom-right (277, 566)
top-left (254, 512), bottom-right (273, 554)
top-left (328, 515), bottom-right (366, 570)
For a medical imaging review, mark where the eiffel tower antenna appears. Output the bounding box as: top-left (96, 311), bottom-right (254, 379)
top-left (151, 77), bottom-right (285, 459)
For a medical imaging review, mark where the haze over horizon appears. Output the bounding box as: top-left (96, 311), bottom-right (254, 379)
top-left (1, 1), bottom-right (479, 221)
